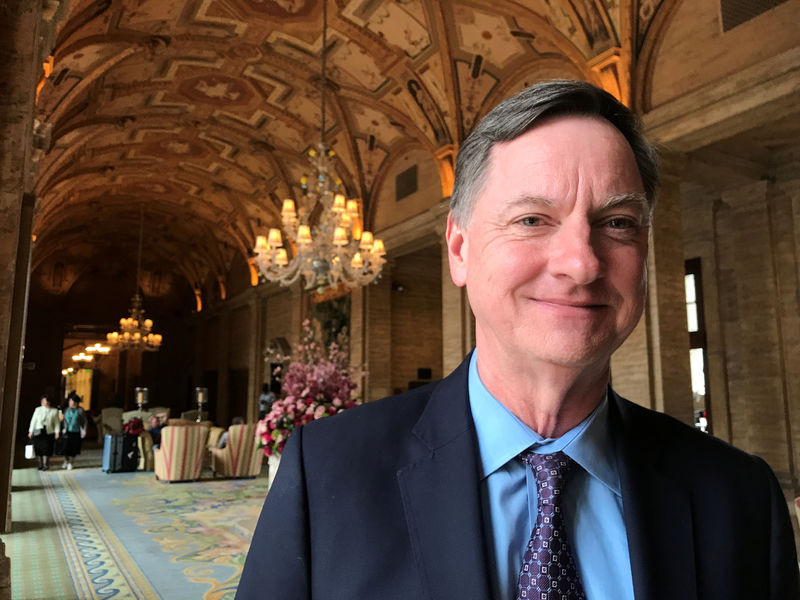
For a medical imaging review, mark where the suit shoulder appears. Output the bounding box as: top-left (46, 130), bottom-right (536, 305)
top-left (615, 395), bottom-right (768, 474)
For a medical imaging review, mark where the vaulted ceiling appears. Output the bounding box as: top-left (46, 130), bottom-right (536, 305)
top-left (32, 0), bottom-right (663, 306)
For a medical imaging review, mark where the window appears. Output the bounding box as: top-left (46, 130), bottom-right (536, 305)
top-left (720, 0), bottom-right (787, 32)
top-left (395, 165), bottom-right (418, 202)
top-left (685, 258), bottom-right (711, 434)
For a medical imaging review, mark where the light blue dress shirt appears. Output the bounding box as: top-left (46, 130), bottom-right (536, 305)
top-left (468, 352), bottom-right (634, 600)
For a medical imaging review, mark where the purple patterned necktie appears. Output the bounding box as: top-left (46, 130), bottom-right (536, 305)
top-left (516, 451), bottom-right (586, 600)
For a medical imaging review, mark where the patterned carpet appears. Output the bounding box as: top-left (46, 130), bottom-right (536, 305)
top-left (8, 467), bottom-right (74, 600)
top-left (7, 452), bottom-right (269, 600)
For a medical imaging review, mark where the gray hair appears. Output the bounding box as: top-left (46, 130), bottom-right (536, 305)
top-left (450, 80), bottom-right (660, 226)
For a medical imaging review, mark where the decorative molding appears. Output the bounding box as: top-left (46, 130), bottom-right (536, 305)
top-left (587, 46), bottom-right (627, 105)
top-left (434, 144), bottom-right (456, 199)
top-left (641, 48), bottom-right (800, 152)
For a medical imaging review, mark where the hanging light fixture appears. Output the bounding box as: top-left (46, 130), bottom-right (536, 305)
top-left (71, 352), bottom-right (94, 364)
top-left (85, 342), bottom-right (111, 355)
top-left (106, 208), bottom-right (163, 351)
top-left (253, 0), bottom-right (385, 293)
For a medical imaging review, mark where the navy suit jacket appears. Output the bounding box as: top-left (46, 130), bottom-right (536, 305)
top-left (237, 356), bottom-right (799, 599)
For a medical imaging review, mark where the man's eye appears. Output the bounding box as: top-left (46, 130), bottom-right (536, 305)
top-left (519, 216), bottom-right (542, 226)
top-left (607, 217), bottom-right (636, 229)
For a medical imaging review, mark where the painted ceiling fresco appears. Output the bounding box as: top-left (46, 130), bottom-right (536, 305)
top-left (32, 0), bottom-right (663, 299)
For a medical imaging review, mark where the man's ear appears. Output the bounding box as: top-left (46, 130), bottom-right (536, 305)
top-left (446, 211), bottom-right (467, 287)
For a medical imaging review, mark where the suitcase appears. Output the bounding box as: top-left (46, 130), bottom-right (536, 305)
top-left (102, 433), bottom-right (139, 472)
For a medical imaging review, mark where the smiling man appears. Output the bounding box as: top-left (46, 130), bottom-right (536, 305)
top-left (447, 115), bottom-right (650, 441)
top-left (237, 80), bottom-right (798, 600)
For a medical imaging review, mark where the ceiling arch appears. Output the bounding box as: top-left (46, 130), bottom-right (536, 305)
top-left (33, 0), bottom-right (636, 306)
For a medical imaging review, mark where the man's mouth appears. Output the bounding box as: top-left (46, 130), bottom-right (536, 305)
top-left (534, 298), bottom-right (607, 308)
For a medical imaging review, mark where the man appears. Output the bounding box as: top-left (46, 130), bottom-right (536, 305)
top-left (258, 384), bottom-right (276, 420)
top-left (147, 415), bottom-right (164, 448)
top-left (218, 416), bottom-right (245, 448)
top-left (237, 80), bottom-right (798, 599)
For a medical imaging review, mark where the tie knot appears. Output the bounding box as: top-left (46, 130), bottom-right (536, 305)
top-left (522, 450), bottom-right (576, 495)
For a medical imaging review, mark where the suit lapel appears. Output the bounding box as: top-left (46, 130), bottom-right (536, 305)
top-left (610, 391), bottom-right (698, 600)
top-left (395, 367), bottom-right (700, 599)
top-left (396, 356), bottom-right (492, 600)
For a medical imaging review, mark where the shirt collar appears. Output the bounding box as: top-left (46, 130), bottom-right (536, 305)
top-left (468, 351), bottom-right (621, 496)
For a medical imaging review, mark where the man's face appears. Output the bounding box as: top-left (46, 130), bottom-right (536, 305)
top-left (447, 115), bottom-right (649, 371)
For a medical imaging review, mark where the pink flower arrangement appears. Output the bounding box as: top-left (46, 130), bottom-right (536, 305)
top-left (257, 320), bottom-right (361, 456)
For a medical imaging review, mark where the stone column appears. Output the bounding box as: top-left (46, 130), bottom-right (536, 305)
top-left (611, 153), bottom-right (693, 424)
top-left (440, 238), bottom-right (474, 375)
top-left (192, 320), bottom-right (204, 407)
top-left (362, 265), bottom-right (392, 402)
top-left (288, 282), bottom-right (306, 348)
top-left (722, 181), bottom-right (795, 488)
top-left (768, 176), bottom-right (800, 495)
top-left (0, 2), bottom-right (49, 596)
top-left (610, 315), bottom-right (652, 405)
top-left (247, 295), bottom-right (261, 423)
top-left (349, 285), bottom-right (366, 397)
top-left (646, 153), bottom-right (694, 421)
top-left (0, 194), bottom-right (35, 531)
top-left (217, 311), bottom-right (230, 426)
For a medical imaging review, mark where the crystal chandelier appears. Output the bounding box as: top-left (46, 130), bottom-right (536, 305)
top-left (106, 209), bottom-right (163, 351)
top-left (253, 1), bottom-right (385, 293)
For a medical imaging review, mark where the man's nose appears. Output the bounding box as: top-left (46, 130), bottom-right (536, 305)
top-left (546, 223), bottom-right (603, 285)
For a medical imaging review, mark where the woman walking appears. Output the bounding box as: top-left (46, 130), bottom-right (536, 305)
top-left (61, 392), bottom-right (87, 470)
top-left (27, 395), bottom-right (60, 471)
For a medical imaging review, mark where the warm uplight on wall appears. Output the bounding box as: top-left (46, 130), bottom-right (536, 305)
top-left (36, 55), bottom-right (53, 104)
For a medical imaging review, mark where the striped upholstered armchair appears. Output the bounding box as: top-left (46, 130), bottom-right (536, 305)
top-left (154, 425), bottom-right (209, 482)
top-left (209, 423), bottom-right (263, 478)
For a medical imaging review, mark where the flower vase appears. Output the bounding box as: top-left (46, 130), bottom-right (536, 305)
top-left (267, 453), bottom-right (281, 488)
